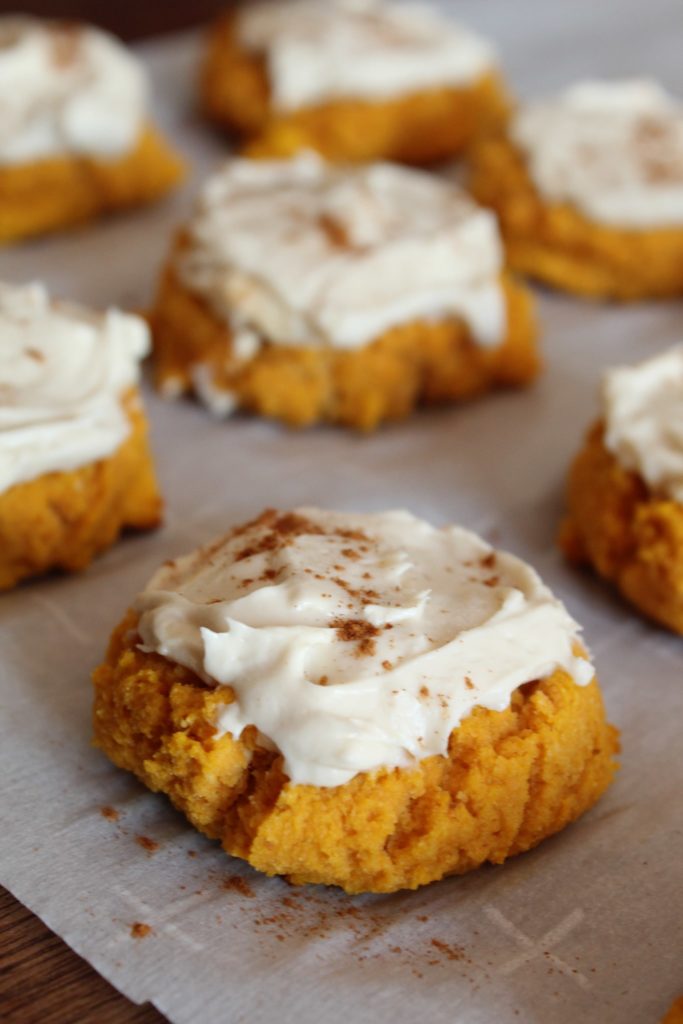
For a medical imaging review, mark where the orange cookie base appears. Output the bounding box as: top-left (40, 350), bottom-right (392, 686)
top-left (469, 135), bottom-right (683, 300)
top-left (150, 260), bottom-right (539, 431)
top-left (93, 610), bottom-right (618, 894)
top-left (662, 997), bottom-right (683, 1024)
top-left (200, 15), bottom-right (509, 165)
top-left (0, 125), bottom-right (185, 245)
top-left (0, 393), bottom-right (162, 591)
top-left (560, 423), bottom-right (683, 634)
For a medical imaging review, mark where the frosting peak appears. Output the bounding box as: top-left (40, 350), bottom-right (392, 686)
top-left (237, 0), bottom-right (496, 111)
top-left (135, 508), bottom-right (593, 787)
top-left (512, 78), bottom-right (683, 227)
top-left (0, 16), bottom-right (146, 164)
top-left (0, 281), bottom-right (149, 494)
top-left (603, 345), bottom-right (683, 501)
top-left (178, 156), bottom-right (506, 379)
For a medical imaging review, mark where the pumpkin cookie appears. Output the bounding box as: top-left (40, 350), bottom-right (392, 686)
top-left (0, 16), bottom-right (184, 243)
top-left (150, 156), bottom-right (539, 430)
top-left (93, 507), bottom-right (618, 894)
top-left (200, 0), bottom-right (508, 165)
top-left (469, 79), bottom-right (683, 299)
top-left (0, 282), bottom-right (162, 590)
top-left (561, 346), bottom-right (683, 633)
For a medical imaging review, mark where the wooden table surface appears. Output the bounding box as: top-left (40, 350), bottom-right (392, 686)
top-left (0, 8), bottom-right (236, 1021)
top-left (0, 889), bottom-right (166, 1023)
top-left (1, 0), bottom-right (232, 41)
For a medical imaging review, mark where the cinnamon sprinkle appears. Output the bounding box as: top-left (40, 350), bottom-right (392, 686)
top-left (50, 24), bottom-right (82, 69)
top-left (223, 875), bottom-right (255, 898)
top-left (318, 212), bottom-right (351, 249)
top-left (331, 618), bottom-right (380, 656)
top-left (135, 835), bottom-right (159, 854)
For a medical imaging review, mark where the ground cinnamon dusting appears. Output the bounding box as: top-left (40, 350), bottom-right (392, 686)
top-left (223, 875), bottom-right (255, 898)
top-left (331, 617), bottom-right (380, 656)
top-left (199, 867), bottom-right (481, 981)
top-left (50, 24), bottom-right (82, 68)
top-left (332, 576), bottom-right (380, 604)
top-left (336, 527), bottom-right (369, 543)
top-left (430, 937), bottom-right (466, 961)
top-left (318, 213), bottom-right (351, 249)
top-left (135, 835), bottom-right (159, 853)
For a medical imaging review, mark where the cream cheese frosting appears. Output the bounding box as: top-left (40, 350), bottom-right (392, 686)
top-left (511, 79), bottom-right (683, 228)
top-left (0, 16), bottom-right (146, 164)
top-left (135, 508), bottom-right (593, 788)
top-left (178, 155), bottom-right (507, 392)
top-left (603, 346), bottom-right (683, 501)
top-left (237, 0), bottom-right (496, 111)
top-left (0, 281), bottom-right (149, 495)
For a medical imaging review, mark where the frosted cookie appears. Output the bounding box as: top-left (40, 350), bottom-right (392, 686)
top-left (151, 156), bottom-right (539, 430)
top-left (200, 0), bottom-right (508, 165)
top-left (0, 17), bottom-right (185, 243)
top-left (561, 347), bottom-right (683, 633)
top-left (0, 282), bottom-right (162, 590)
top-left (469, 79), bottom-right (683, 299)
top-left (93, 507), bottom-right (618, 894)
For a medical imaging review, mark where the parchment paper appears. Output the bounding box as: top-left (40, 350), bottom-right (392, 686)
top-left (1, 3), bottom-right (682, 1022)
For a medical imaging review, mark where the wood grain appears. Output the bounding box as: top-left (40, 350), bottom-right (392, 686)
top-left (0, 887), bottom-right (166, 1023)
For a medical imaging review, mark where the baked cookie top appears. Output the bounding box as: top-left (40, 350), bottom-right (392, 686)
top-left (136, 508), bottom-right (593, 787)
top-left (603, 345), bottom-right (683, 501)
top-left (0, 16), bottom-right (146, 164)
top-left (235, 0), bottom-right (496, 111)
top-left (178, 155), bottom-right (507, 351)
top-left (0, 281), bottom-right (149, 494)
top-left (511, 79), bottom-right (683, 228)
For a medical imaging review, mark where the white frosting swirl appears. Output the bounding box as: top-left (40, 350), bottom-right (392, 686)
top-left (237, 0), bottom-right (496, 111)
top-left (0, 281), bottom-right (149, 495)
top-left (136, 508), bottom-right (593, 788)
top-left (178, 155), bottom-right (506, 383)
top-left (0, 16), bottom-right (146, 164)
top-left (511, 79), bottom-right (683, 227)
top-left (603, 346), bottom-right (683, 501)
